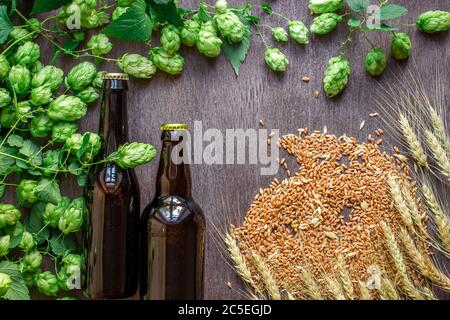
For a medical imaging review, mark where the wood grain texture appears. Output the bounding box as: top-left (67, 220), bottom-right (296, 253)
top-left (7, 0), bottom-right (450, 299)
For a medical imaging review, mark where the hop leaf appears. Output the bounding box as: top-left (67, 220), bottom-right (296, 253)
top-left (323, 55), bottom-right (351, 97)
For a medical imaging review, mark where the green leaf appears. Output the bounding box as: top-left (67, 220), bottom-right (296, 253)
top-left (0, 146), bottom-right (16, 174)
top-left (6, 134), bottom-right (24, 148)
top-left (34, 178), bottom-right (61, 205)
top-left (5, 221), bottom-right (23, 248)
top-left (196, 3), bottom-right (211, 22)
top-left (68, 162), bottom-right (82, 176)
top-left (19, 140), bottom-right (42, 167)
top-left (24, 201), bottom-right (50, 244)
top-left (222, 24), bottom-right (251, 76)
top-left (152, 0), bottom-right (171, 4)
top-left (148, 0), bottom-right (183, 28)
top-left (363, 23), bottom-right (397, 31)
top-left (102, 0), bottom-right (153, 42)
top-left (0, 5), bottom-right (12, 44)
top-left (347, 17), bottom-right (361, 28)
top-left (379, 4), bottom-right (407, 20)
top-left (260, 2), bottom-right (272, 14)
top-left (0, 261), bottom-right (30, 300)
top-left (346, 0), bottom-right (369, 13)
top-left (31, 0), bottom-right (71, 15)
top-left (76, 173), bottom-right (88, 187)
top-left (76, 134), bottom-right (91, 160)
top-left (51, 37), bottom-right (82, 65)
top-left (49, 233), bottom-right (77, 256)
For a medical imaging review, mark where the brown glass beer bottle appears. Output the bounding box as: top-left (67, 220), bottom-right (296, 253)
top-left (140, 124), bottom-right (205, 300)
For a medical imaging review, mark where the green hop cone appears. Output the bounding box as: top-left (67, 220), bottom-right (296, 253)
top-left (150, 47), bottom-right (185, 75)
top-left (21, 272), bottom-right (35, 288)
top-left (0, 54), bottom-right (10, 79)
top-left (311, 13), bottom-right (342, 35)
top-left (323, 55), bottom-right (351, 98)
top-left (19, 232), bottom-right (35, 252)
top-left (16, 101), bottom-right (32, 123)
top-left (364, 48), bottom-right (387, 76)
top-left (19, 250), bottom-right (42, 273)
top-left (32, 66), bottom-right (64, 91)
top-left (264, 47), bottom-right (289, 72)
top-left (17, 180), bottom-right (38, 207)
top-left (0, 88), bottom-right (11, 108)
top-left (160, 25), bottom-right (181, 55)
top-left (59, 197), bottom-right (86, 235)
top-left (416, 10), bottom-right (450, 33)
top-left (81, 132), bottom-right (102, 162)
top-left (76, 86), bottom-right (99, 104)
top-left (110, 142), bottom-right (157, 169)
top-left (47, 95), bottom-right (87, 122)
top-left (272, 27), bottom-right (289, 43)
top-left (42, 150), bottom-right (61, 176)
top-left (52, 122), bottom-right (78, 143)
top-left (27, 18), bottom-right (41, 33)
top-left (215, 0), bottom-right (228, 14)
top-left (30, 61), bottom-right (44, 75)
top-left (66, 62), bottom-right (97, 92)
top-left (180, 20), bottom-right (201, 47)
top-left (288, 21), bottom-right (309, 44)
top-left (214, 9), bottom-right (246, 44)
top-left (8, 65), bottom-right (31, 96)
top-left (44, 197), bottom-right (70, 228)
top-left (112, 6), bottom-right (128, 20)
top-left (196, 22), bottom-right (223, 58)
top-left (31, 114), bottom-right (54, 138)
top-left (391, 32), bottom-right (412, 60)
top-left (35, 271), bottom-right (60, 296)
top-left (87, 34), bottom-right (113, 56)
top-left (0, 108), bottom-right (17, 128)
top-left (81, 9), bottom-right (110, 29)
top-left (117, 53), bottom-right (157, 79)
top-left (0, 273), bottom-right (12, 296)
top-left (9, 27), bottom-right (33, 44)
top-left (30, 86), bottom-right (53, 106)
top-left (92, 71), bottom-right (106, 89)
top-left (14, 41), bottom-right (40, 66)
top-left (0, 204), bottom-right (21, 228)
top-left (309, 0), bottom-right (343, 14)
top-left (0, 235), bottom-right (10, 256)
top-left (65, 133), bottom-right (83, 153)
top-left (72, 31), bottom-right (85, 42)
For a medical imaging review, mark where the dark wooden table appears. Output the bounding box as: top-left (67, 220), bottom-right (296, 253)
top-left (12, 0), bottom-right (450, 299)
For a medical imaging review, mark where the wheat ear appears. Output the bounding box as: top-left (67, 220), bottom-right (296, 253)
top-left (399, 179), bottom-right (428, 236)
top-left (380, 221), bottom-right (424, 300)
top-left (425, 130), bottom-right (450, 182)
top-left (300, 267), bottom-right (323, 300)
top-left (399, 228), bottom-right (450, 292)
top-left (399, 113), bottom-right (428, 168)
top-left (286, 290), bottom-right (296, 300)
top-left (357, 281), bottom-right (372, 300)
top-left (251, 253), bottom-right (281, 300)
top-left (224, 231), bottom-right (258, 291)
top-left (388, 175), bottom-right (414, 230)
top-left (324, 276), bottom-right (346, 300)
top-left (379, 277), bottom-right (399, 300)
top-left (337, 255), bottom-right (355, 300)
top-left (429, 108), bottom-right (450, 157)
top-left (421, 183), bottom-right (450, 253)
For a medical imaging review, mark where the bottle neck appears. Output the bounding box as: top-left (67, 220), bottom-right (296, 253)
top-left (154, 131), bottom-right (192, 199)
top-left (99, 79), bottom-right (128, 155)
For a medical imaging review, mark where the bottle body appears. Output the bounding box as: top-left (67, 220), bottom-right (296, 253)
top-left (140, 128), bottom-right (205, 300)
top-left (84, 75), bottom-right (140, 299)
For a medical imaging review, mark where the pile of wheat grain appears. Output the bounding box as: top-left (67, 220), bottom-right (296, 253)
top-left (231, 130), bottom-right (427, 299)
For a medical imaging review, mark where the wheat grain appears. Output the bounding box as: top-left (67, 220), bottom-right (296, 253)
top-left (388, 175), bottom-right (414, 230)
top-left (252, 253), bottom-right (281, 300)
top-left (425, 130), bottom-right (450, 182)
top-left (300, 267), bottom-right (323, 300)
top-left (399, 228), bottom-right (450, 292)
top-left (399, 114), bottom-right (428, 168)
top-left (380, 221), bottom-right (424, 300)
top-left (325, 276), bottom-right (346, 300)
top-left (357, 281), bottom-right (372, 300)
top-left (337, 255), bottom-right (355, 300)
top-left (379, 277), bottom-right (399, 300)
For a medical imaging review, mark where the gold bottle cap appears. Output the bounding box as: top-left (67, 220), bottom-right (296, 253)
top-left (160, 123), bottom-right (189, 131)
top-left (103, 73), bottom-right (129, 80)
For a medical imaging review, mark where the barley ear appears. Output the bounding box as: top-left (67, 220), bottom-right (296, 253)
top-left (399, 113), bottom-right (428, 168)
top-left (251, 253), bottom-right (281, 300)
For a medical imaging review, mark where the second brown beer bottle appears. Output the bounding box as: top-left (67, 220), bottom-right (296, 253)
top-left (140, 124), bottom-right (205, 300)
top-left (84, 73), bottom-right (140, 299)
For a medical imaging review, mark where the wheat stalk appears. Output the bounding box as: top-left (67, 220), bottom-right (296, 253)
top-left (399, 113), bottom-right (429, 168)
top-left (421, 183), bottom-right (450, 253)
top-left (357, 281), bottom-right (372, 300)
top-left (251, 253), bottom-right (281, 300)
top-left (224, 231), bottom-right (259, 292)
top-left (380, 221), bottom-right (425, 300)
top-left (429, 108), bottom-right (450, 157)
top-left (398, 228), bottom-right (450, 292)
top-left (324, 276), bottom-right (346, 300)
top-left (337, 254), bottom-right (355, 300)
top-left (379, 277), bottom-right (399, 300)
top-left (388, 175), bottom-right (414, 231)
top-left (425, 130), bottom-right (450, 182)
top-left (300, 267), bottom-right (323, 300)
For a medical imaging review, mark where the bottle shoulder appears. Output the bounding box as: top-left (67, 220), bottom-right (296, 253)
top-left (142, 195), bottom-right (204, 225)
